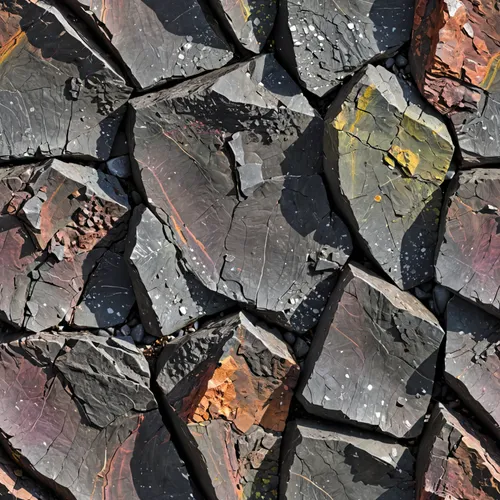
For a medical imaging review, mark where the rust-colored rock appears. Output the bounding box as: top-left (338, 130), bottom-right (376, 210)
top-left (417, 404), bottom-right (500, 499)
top-left (411, 0), bottom-right (500, 164)
top-left (156, 311), bottom-right (299, 500)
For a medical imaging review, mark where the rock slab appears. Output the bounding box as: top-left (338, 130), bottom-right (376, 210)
top-left (298, 263), bottom-right (444, 438)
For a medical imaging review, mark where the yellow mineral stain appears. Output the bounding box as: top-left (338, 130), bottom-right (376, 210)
top-left (237, 0), bottom-right (251, 22)
top-left (374, 194), bottom-right (382, 202)
top-left (480, 52), bottom-right (500, 91)
top-left (333, 107), bottom-right (347, 131)
top-left (390, 145), bottom-right (420, 175)
top-left (0, 29), bottom-right (27, 66)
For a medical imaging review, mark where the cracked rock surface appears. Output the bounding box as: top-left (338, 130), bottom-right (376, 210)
top-left (436, 168), bottom-right (500, 317)
top-left (445, 296), bottom-right (500, 439)
top-left (411, 0), bottom-right (500, 165)
top-left (298, 263), bottom-right (444, 438)
top-left (125, 205), bottom-right (233, 337)
top-left (0, 332), bottom-right (196, 500)
top-left (275, 0), bottom-right (414, 97)
top-left (156, 311), bottom-right (299, 500)
top-left (0, 0), bottom-right (131, 161)
top-left (129, 53), bottom-right (352, 333)
top-left (65, 0), bottom-right (234, 90)
top-left (280, 420), bottom-right (415, 500)
top-left (417, 404), bottom-right (500, 499)
top-left (324, 64), bottom-right (454, 290)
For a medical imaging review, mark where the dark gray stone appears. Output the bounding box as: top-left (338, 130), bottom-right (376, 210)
top-left (106, 155), bottom-right (131, 178)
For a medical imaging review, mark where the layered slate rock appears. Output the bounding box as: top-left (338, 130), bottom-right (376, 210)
top-left (436, 169), bottom-right (500, 317)
top-left (156, 311), bottom-right (299, 500)
top-left (324, 64), bottom-right (454, 290)
top-left (445, 297), bottom-right (500, 439)
top-left (0, 332), bottom-right (196, 499)
top-left (65, 0), bottom-right (233, 90)
top-left (130, 54), bottom-right (353, 333)
top-left (298, 263), bottom-right (444, 439)
top-left (417, 404), bottom-right (500, 499)
top-left (280, 420), bottom-right (415, 500)
top-left (0, 0), bottom-right (131, 161)
top-left (411, 0), bottom-right (500, 165)
top-left (126, 205), bottom-right (233, 337)
top-left (275, 0), bottom-right (414, 97)
top-left (207, 0), bottom-right (276, 54)
top-left (0, 447), bottom-right (56, 500)
top-left (0, 159), bottom-right (133, 332)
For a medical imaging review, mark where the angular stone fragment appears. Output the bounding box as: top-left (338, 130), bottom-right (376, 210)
top-left (0, 333), bottom-right (196, 499)
top-left (126, 205), bottom-right (232, 337)
top-left (298, 263), bottom-right (444, 438)
top-left (436, 169), bottom-right (500, 317)
top-left (156, 311), bottom-right (299, 499)
top-left (73, 250), bottom-right (135, 328)
top-left (0, 447), bottom-right (56, 499)
top-left (411, 0), bottom-right (500, 165)
top-left (65, 0), bottom-right (233, 90)
top-left (207, 0), bottom-right (276, 53)
top-left (445, 297), bottom-right (500, 439)
top-left (324, 64), bottom-right (454, 289)
top-left (280, 420), bottom-right (415, 500)
top-left (417, 404), bottom-right (500, 499)
top-left (0, 160), bottom-right (132, 332)
top-left (0, 0), bottom-right (131, 161)
top-left (130, 54), bottom-right (352, 333)
top-left (20, 159), bottom-right (130, 250)
top-left (275, 0), bottom-right (414, 97)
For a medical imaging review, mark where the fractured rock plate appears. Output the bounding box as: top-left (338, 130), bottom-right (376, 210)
top-left (129, 53), bottom-right (353, 333)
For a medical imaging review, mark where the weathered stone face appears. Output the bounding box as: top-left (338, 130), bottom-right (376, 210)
top-left (0, 333), bottom-right (196, 500)
top-left (130, 54), bottom-right (352, 333)
top-left (125, 205), bottom-right (233, 337)
top-left (65, 0), bottom-right (233, 90)
top-left (411, 0), bottom-right (500, 164)
top-left (436, 169), bottom-right (500, 317)
top-left (324, 64), bottom-right (454, 290)
top-left (445, 297), bottom-right (500, 439)
top-left (207, 0), bottom-right (277, 54)
top-left (280, 420), bottom-right (415, 500)
top-left (0, 159), bottom-right (133, 332)
top-left (417, 404), bottom-right (500, 499)
top-left (0, 0), bottom-right (131, 161)
top-left (298, 263), bottom-right (444, 439)
top-left (156, 311), bottom-right (299, 499)
top-left (275, 0), bottom-right (415, 97)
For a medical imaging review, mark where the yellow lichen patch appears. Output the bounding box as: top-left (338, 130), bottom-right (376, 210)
top-left (384, 155), bottom-right (396, 168)
top-left (237, 0), bottom-right (251, 22)
top-left (356, 85), bottom-right (375, 112)
top-left (480, 51), bottom-right (500, 91)
top-left (0, 29), bottom-right (27, 66)
top-left (333, 107), bottom-right (348, 131)
top-left (374, 194), bottom-right (382, 202)
top-left (389, 145), bottom-right (420, 175)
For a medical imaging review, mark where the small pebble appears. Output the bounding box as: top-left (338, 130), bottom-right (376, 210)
top-left (395, 54), bottom-right (408, 68)
top-left (385, 57), bottom-right (395, 69)
top-left (284, 332), bottom-right (296, 346)
top-left (120, 324), bottom-right (131, 336)
top-left (106, 155), bottom-right (131, 178)
top-left (294, 338), bottom-right (309, 358)
top-left (131, 324), bottom-right (145, 343)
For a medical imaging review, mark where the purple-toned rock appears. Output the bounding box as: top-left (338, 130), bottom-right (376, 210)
top-left (445, 296), bottom-right (500, 439)
top-left (436, 169), bottom-right (500, 317)
top-left (298, 263), bottom-right (444, 438)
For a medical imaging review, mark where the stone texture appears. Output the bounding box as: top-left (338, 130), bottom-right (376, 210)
top-left (0, 447), bottom-right (55, 499)
top-left (207, 0), bottom-right (276, 54)
top-left (0, 332), bottom-right (196, 500)
top-left (0, 0), bottom-right (131, 161)
top-left (125, 205), bottom-right (232, 337)
top-left (436, 169), bottom-right (500, 317)
top-left (129, 53), bottom-right (352, 333)
top-left (411, 0), bottom-right (500, 165)
top-left (275, 0), bottom-right (414, 97)
top-left (324, 64), bottom-right (454, 290)
top-left (280, 420), bottom-right (415, 500)
top-left (417, 404), bottom-right (500, 499)
top-left (65, 0), bottom-right (233, 90)
top-left (156, 311), bottom-right (299, 500)
top-left (298, 263), bottom-right (444, 439)
top-left (445, 296), bottom-right (500, 439)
